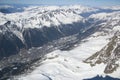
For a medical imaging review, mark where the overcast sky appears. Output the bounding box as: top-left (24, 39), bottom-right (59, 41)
top-left (0, 0), bottom-right (120, 7)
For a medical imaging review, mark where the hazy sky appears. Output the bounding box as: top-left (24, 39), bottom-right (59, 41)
top-left (0, 0), bottom-right (120, 7)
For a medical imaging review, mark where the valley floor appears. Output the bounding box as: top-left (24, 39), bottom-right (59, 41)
top-left (16, 32), bottom-right (120, 80)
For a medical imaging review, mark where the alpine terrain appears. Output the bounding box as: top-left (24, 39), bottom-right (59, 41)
top-left (0, 4), bottom-right (120, 80)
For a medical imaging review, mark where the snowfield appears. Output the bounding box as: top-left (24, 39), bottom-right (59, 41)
top-left (16, 31), bottom-right (120, 80)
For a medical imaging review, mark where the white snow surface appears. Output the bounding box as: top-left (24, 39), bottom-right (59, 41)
top-left (113, 26), bottom-right (120, 31)
top-left (16, 31), bottom-right (120, 80)
top-left (0, 5), bottom-right (96, 28)
top-left (102, 6), bottom-right (120, 10)
top-left (89, 11), bottom-right (120, 21)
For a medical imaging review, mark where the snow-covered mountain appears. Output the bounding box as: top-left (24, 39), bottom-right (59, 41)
top-left (0, 5), bottom-right (96, 27)
top-left (84, 11), bottom-right (120, 74)
top-left (85, 31), bottom-right (120, 73)
top-left (16, 12), bottom-right (120, 79)
top-left (0, 5), bottom-right (96, 59)
top-left (0, 5), bottom-right (120, 80)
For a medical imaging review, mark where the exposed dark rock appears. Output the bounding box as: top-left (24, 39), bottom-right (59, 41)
top-left (84, 32), bottom-right (120, 73)
top-left (84, 75), bottom-right (120, 80)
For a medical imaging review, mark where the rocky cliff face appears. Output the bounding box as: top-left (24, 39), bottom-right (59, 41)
top-left (84, 32), bottom-right (120, 73)
top-left (0, 21), bottom-right (25, 59)
top-left (0, 20), bottom-right (91, 59)
top-left (84, 10), bottom-right (120, 74)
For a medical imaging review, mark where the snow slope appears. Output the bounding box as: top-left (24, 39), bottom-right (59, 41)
top-left (16, 30), bottom-right (120, 80)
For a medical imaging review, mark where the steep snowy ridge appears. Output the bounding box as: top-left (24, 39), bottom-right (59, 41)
top-left (0, 5), bottom-right (94, 41)
top-left (3, 10), bottom-right (83, 28)
top-left (88, 11), bottom-right (120, 36)
top-left (0, 5), bottom-right (95, 28)
top-left (24, 5), bottom-right (96, 13)
top-left (84, 32), bottom-right (120, 73)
